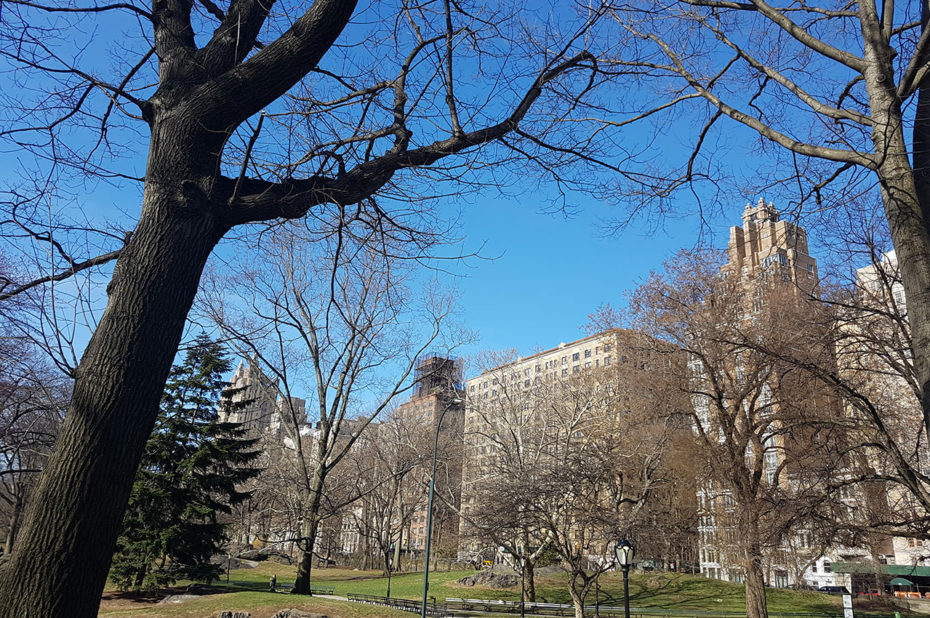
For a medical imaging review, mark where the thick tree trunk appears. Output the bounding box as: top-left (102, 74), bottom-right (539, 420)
top-left (293, 513), bottom-right (321, 594)
top-left (0, 122), bottom-right (226, 615)
top-left (525, 560), bottom-right (536, 602)
top-left (744, 549), bottom-right (769, 618)
top-left (861, 8), bottom-right (930, 448)
top-left (911, 1), bottom-right (930, 446)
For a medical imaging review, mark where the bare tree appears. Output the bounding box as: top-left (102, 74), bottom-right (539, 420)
top-left (0, 345), bottom-right (68, 556)
top-left (629, 249), bottom-right (848, 618)
top-left (343, 410), bottom-right (429, 576)
top-left (202, 221), bottom-right (457, 593)
top-left (462, 338), bottom-right (678, 618)
top-left (602, 1), bottom-right (930, 461)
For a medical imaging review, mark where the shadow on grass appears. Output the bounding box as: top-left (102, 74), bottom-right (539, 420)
top-left (101, 580), bottom-right (292, 606)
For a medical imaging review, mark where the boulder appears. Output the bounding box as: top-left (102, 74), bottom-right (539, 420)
top-left (456, 570), bottom-right (518, 588)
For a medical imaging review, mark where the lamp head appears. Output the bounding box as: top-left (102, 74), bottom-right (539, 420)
top-left (615, 539), bottom-right (634, 567)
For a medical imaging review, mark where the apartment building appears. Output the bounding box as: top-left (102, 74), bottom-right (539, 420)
top-left (219, 358), bottom-right (307, 438)
top-left (392, 356), bottom-right (464, 556)
top-left (458, 328), bottom-right (680, 559)
top-left (693, 200), bottom-right (864, 588)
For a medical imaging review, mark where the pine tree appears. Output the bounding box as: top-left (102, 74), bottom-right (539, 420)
top-left (110, 335), bottom-right (260, 590)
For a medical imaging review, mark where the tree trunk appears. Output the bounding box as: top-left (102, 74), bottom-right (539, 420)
top-left (293, 513), bottom-right (321, 594)
top-left (567, 570), bottom-right (589, 618)
top-left (0, 122), bottom-right (226, 615)
top-left (861, 8), bottom-right (930, 447)
top-left (293, 465), bottom-right (327, 595)
top-left (744, 547), bottom-right (769, 618)
top-left (525, 560), bottom-right (537, 602)
top-left (133, 563), bottom-right (148, 591)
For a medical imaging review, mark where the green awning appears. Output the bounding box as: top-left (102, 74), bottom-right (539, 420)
top-left (832, 562), bottom-right (930, 577)
top-left (891, 578), bottom-right (914, 586)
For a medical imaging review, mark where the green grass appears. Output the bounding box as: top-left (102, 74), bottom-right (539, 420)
top-left (99, 591), bottom-right (411, 617)
top-left (101, 564), bottom-right (910, 617)
top-left (318, 568), bottom-right (845, 614)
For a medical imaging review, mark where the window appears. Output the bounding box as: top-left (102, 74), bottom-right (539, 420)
top-left (561, 368), bottom-right (568, 376)
top-left (572, 352), bottom-right (580, 361)
top-left (604, 344), bottom-right (612, 352)
top-left (605, 356), bottom-right (611, 366)
top-left (573, 366), bottom-right (580, 373)
top-left (823, 561), bottom-right (831, 573)
top-left (524, 379), bottom-right (530, 387)
top-left (562, 356), bottom-right (567, 365)
top-left (584, 349), bottom-right (591, 358)
top-left (535, 364), bottom-right (541, 373)
top-left (585, 361), bottom-right (591, 368)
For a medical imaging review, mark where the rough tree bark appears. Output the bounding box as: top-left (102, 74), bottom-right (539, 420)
top-left (859, 1), bottom-right (930, 448)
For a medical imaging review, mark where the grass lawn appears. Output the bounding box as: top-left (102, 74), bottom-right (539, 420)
top-left (99, 563), bottom-right (910, 617)
top-left (318, 567), bottom-right (846, 614)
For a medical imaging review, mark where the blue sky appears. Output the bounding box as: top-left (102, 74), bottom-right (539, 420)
top-left (447, 192), bottom-right (733, 364)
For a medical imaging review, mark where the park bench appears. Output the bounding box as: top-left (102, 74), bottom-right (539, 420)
top-left (309, 585), bottom-right (335, 595)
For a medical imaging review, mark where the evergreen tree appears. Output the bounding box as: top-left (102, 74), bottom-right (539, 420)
top-left (110, 335), bottom-right (260, 590)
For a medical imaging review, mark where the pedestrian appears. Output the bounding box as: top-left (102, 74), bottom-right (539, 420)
top-left (270, 574), bottom-right (276, 593)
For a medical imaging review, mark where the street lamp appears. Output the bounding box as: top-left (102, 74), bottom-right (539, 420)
top-left (387, 543), bottom-right (394, 598)
top-left (420, 395), bottom-right (463, 618)
top-left (518, 548), bottom-right (526, 618)
top-left (615, 540), bottom-right (634, 618)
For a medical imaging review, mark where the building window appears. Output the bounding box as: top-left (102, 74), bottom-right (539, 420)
top-left (584, 349), bottom-right (591, 358)
top-left (572, 352), bottom-right (580, 361)
top-left (604, 344), bottom-right (612, 352)
top-left (605, 356), bottom-right (611, 366)
top-left (585, 361), bottom-right (591, 368)
top-left (823, 561), bottom-right (831, 573)
top-left (561, 368), bottom-right (568, 376)
top-left (562, 356), bottom-right (567, 365)
top-left (573, 366), bottom-right (580, 373)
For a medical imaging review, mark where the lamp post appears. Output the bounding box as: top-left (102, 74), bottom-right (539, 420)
top-left (420, 396), bottom-right (463, 618)
top-left (387, 544), bottom-right (394, 598)
top-left (518, 549), bottom-right (526, 618)
top-left (615, 540), bottom-right (634, 618)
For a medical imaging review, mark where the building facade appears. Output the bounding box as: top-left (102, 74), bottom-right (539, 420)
top-left (458, 328), bottom-right (680, 561)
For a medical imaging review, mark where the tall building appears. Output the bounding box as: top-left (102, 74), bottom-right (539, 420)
top-left (725, 198), bottom-right (819, 296)
top-left (394, 356), bottom-right (464, 555)
top-left (693, 200), bottom-right (860, 589)
top-left (458, 328), bottom-right (682, 562)
top-left (220, 359), bottom-right (307, 437)
top-left (826, 250), bottom-right (930, 588)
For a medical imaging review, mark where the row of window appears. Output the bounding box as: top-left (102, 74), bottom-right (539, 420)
top-left (467, 345), bottom-right (617, 392)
